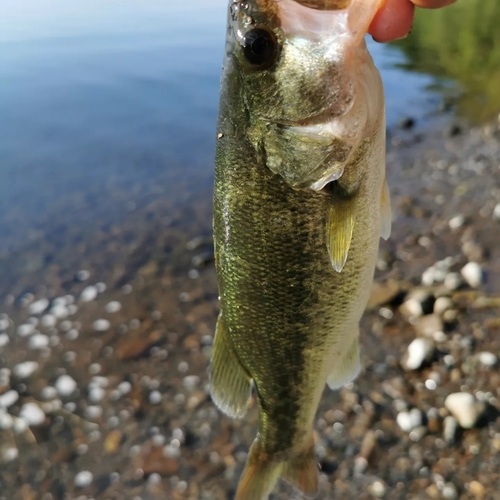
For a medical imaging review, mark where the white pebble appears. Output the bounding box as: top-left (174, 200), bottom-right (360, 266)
top-left (80, 286), bottom-right (98, 302)
top-left (445, 393), bottom-right (483, 429)
top-left (13, 361), bottom-right (38, 379)
top-left (28, 298), bottom-right (49, 316)
top-left (403, 338), bottom-right (434, 370)
top-left (434, 297), bottom-right (453, 315)
top-left (1, 447), bottom-right (18, 462)
top-left (0, 413), bottom-right (14, 430)
top-left (461, 262), bottom-right (483, 288)
top-left (55, 375), bottom-right (77, 397)
top-left (93, 319), bottom-right (111, 332)
top-left (75, 470), bottom-right (93, 488)
top-left (0, 334), bottom-right (10, 347)
top-left (183, 375), bottom-right (200, 391)
top-left (41, 314), bottom-right (57, 328)
top-left (76, 270), bottom-right (91, 281)
top-left (16, 323), bottom-right (36, 337)
top-left (148, 472), bottom-right (162, 486)
top-left (50, 304), bottom-right (69, 319)
top-left (65, 329), bottom-right (79, 341)
top-left (12, 416), bottom-right (28, 434)
top-left (117, 381), bottom-right (132, 395)
top-left (449, 215), bottom-right (465, 229)
top-left (0, 318), bottom-right (9, 331)
top-left (0, 390), bottom-right (19, 408)
top-left (105, 301), bottom-right (122, 314)
top-left (96, 282), bottom-right (107, 293)
top-left (149, 390), bottom-right (162, 405)
top-left (67, 304), bottom-right (78, 315)
top-left (41, 386), bottom-right (58, 400)
top-left (19, 402), bottom-right (46, 426)
top-left (444, 273), bottom-right (462, 291)
top-left (88, 386), bottom-right (105, 403)
top-left (397, 408), bottom-right (422, 432)
top-left (85, 405), bottom-right (103, 420)
top-left (28, 333), bottom-right (49, 350)
top-left (491, 202), bottom-right (500, 221)
top-left (478, 351), bottom-right (497, 368)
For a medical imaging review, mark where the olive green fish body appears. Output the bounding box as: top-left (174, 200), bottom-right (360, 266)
top-left (211, 1), bottom-right (388, 498)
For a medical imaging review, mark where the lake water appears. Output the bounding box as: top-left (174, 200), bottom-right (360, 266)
top-left (0, 0), bottom-right (461, 277)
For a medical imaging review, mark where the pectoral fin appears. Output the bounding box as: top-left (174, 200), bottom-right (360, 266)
top-left (326, 335), bottom-right (360, 390)
top-left (209, 313), bottom-right (252, 419)
top-left (380, 179), bottom-right (392, 240)
top-left (326, 190), bottom-right (356, 273)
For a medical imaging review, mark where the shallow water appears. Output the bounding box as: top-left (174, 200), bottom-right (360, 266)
top-left (0, 0), bottom-right (490, 274)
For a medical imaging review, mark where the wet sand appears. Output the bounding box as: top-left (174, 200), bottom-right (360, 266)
top-left (0, 114), bottom-right (500, 500)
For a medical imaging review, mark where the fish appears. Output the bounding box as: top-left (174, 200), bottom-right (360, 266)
top-left (210, 0), bottom-right (390, 498)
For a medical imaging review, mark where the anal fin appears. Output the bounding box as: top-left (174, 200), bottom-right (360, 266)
top-left (209, 313), bottom-right (252, 419)
top-left (380, 178), bottom-right (392, 240)
top-left (327, 335), bottom-right (361, 390)
top-left (326, 189), bottom-right (356, 273)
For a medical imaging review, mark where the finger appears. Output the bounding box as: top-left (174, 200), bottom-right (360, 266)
top-left (411, 0), bottom-right (456, 8)
top-left (368, 0), bottom-right (415, 43)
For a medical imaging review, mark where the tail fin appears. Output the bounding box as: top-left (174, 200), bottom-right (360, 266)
top-left (235, 434), bottom-right (319, 500)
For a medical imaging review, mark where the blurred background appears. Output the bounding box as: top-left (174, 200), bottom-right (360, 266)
top-left (0, 1), bottom-right (499, 499)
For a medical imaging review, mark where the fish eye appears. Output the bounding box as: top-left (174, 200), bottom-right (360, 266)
top-left (242, 28), bottom-right (277, 68)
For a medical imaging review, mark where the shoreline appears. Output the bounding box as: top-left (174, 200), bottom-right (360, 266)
top-left (0, 113), bottom-right (499, 499)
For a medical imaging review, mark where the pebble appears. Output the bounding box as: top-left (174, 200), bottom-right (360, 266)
top-left (442, 482), bottom-right (458, 499)
top-left (28, 333), bottom-right (50, 350)
top-left (117, 381), bottom-right (132, 395)
top-left (40, 386), bottom-right (58, 400)
top-left (96, 282), bottom-right (107, 293)
top-left (469, 480), bottom-right (486, 499)
top-left (76, 270), bottom-right (91, 281)
top-left (0, 317), bottom-right (9, 331)
top-left (93, 319), bottom-right (111, 332)
top-left (444, 272), bottom-right (463, 291)
top-left (0, 390), bottom-right (19, 408)
top-left (28, 298), bottom-right (49, 316)
top-left (445, 393), bottom-right (484, 429)
top-left (13, 361), bottom-right (39, 379)
top-left (434, 297), bottom-right (453, 315)
top-left (0, 412), bottom-right (13, 430)
top-left (80, 286), bottom-right (98, 302)
top-left (477, 351), bottom-right (497, 367)
top-left (75, 471), bottom-right (93, 488)
top-left (1, 447), bottom-right (18, 462)
top-left (443, 415), bottom-right (458, 444)
top-left (65, 329), bottom-right (79, 340)
top-left (41, 314), bottom-right (57, 328)
top-left (85, 405), bottom-right (103, 420)
top-left (0, 333), bottom-right (9, 347)
top-left (55, 375), bottom-right (77, 397)
top-left (19, 403), bottom-right (46, 426)
top-left (50, 304), bottom-right (69, 319)
top-left (397, 408), bottom-right (423, 432)
top-left (493, 203), bottom-right (500, 221)
top-left (149, 390), bottom-right (162, 405)
top-left (105, 301), bottom-right (122, 313)
top-left (402, 338), bottom-right (435, 371)
top-left (88, 386), bottom-right (105, 403)
top-left (461, 262), bottom-right (483, 288)
top-left (12, 417), bottom-right (28, 434)
top-left (401, 289), bottom-right (433, 317)
top-left (449, 214), bottom-right (465, 229)
top-left (16, 323), bottom-right (36, 337)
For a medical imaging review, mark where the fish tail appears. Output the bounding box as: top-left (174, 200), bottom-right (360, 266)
top-left (235, 433), bottom-right (319, 500)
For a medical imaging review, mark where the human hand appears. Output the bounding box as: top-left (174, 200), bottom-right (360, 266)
top-left (369, 0), bottom-right (457, 43)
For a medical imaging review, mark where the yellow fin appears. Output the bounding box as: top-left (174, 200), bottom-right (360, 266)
top-left (380, 178), bottom-right (392, 240)
top-left (235, 434), bottom-right (319, 500)
top-left (209, 313), bottom-right (252, 419)
top-left (326, 190), bottom-right (356, 273)
top-left (326, 335), bottom-right (360, 390)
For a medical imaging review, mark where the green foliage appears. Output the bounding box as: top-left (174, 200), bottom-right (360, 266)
top-left (395, 0), bottom-right (500, 123)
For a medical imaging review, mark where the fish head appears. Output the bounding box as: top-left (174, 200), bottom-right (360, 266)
top-left (225, 0), bottom-right (384, 190)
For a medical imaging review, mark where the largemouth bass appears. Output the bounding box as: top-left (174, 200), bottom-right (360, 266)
top-left (210, 0), bottom-right (390, 498)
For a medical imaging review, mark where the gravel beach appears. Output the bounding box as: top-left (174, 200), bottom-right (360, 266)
top-left (0, 114), bottom-right (500, 500)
